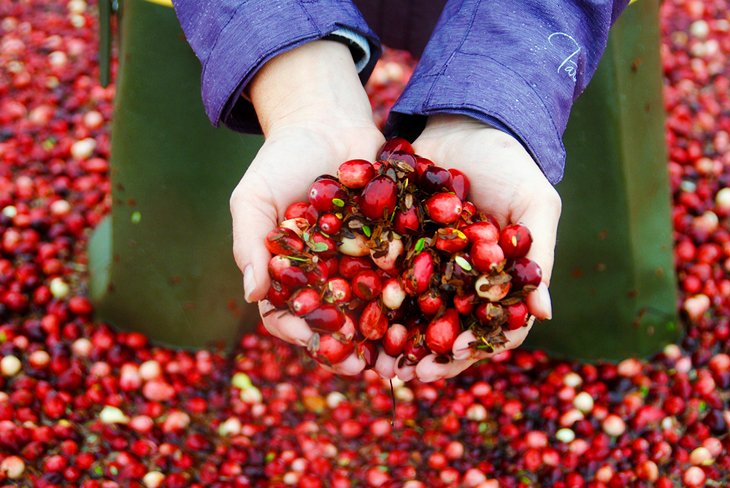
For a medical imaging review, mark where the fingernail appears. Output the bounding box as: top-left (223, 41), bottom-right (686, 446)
top-left (243, 265), bottom-right (256, 303)
top-left (538, 282), bottom-right (552, 320)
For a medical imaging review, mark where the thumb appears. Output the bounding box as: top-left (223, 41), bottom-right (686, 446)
top-left (230, 170), bottom-right (278, 303)
top-left (514, 187), bottom-right (561, 320)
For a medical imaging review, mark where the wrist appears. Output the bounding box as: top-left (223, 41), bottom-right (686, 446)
top-left (250, 40), bottom-right (374, 135)
top-left (422, 114), bottom-right (498, 139)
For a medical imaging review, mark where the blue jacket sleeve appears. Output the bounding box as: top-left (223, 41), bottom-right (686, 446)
top-left (171, 0), bottom-right (381, 133)
top-left (387, 0), bottom-right (631, 184)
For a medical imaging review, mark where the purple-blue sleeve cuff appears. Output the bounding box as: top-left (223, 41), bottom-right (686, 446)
top-left (172, 0), bottom-right (381, 133)
top-left (388, 0), bottom-right (631, 185)
top-left (388, 52), bottom-right (567, 184)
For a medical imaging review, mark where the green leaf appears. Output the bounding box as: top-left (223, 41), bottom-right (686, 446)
top-left (362, 225), bottom-right (371, 238)
top-left (414, 238), bottom-right (425, 253)
top-left (310, 242), bottom-right (329, 253)
top-left (332, 198), bottom-right (345, 208)
top-left (287, 256), bottom-right (308, 262)
top-left (0, 331), bottom-right (5, 343)
top-left (455, 255), bottom-right (472, 271)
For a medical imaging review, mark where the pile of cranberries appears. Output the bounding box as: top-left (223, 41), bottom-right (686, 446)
top-left (0, 0), bottom-right (728, 486)
top-left (265, 139), bottom-right (541, 369)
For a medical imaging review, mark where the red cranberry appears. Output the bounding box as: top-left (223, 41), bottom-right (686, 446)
top-left (304, 304), bottom-right (346, 332)
top-left (308, 177), bottom-right (347, 212)
top-left (358, 301), bottom-right (388, 340)
top-left (425, 309), bottom-right (460, 355)
top-left (337, 159), bottom-right (375, 189)
top-left (425, 192), bottom-right (463, 224)
top-left (419, 166), bottom-right (453, 193)
top-left (499, 224), bottom-right (533, 259)
top-left (510, 258), bottom-right (543, 289)
top-left (359, 175), bottom-right (398, 220)
top-left (448, 168), bottom-right (471, 200)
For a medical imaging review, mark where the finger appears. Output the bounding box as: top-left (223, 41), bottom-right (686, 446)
top-left (515, 189), bottom-right (560, 319)
top-left (517, 189), bottom-right (561, 285)
top-left (414, 354), bottom-right (452, 383)
top-left (230, 171), bottom-right (278, 303)
top-left (393, 356), bottom-right (416, 382)
top-left (526, 283), bottom-right (552, 320)
top-left (258, 300), bottom-right (313, 346)
top-left (374, 349), bottom-right (396, 379)
top-left (444, 358), bottom-right (480, 378)
top-left (452, 318), bottom-right (534, 360)
top-left (329, 352), bottom-right (366, 376)
top-left (502, 316), bottom-right (535, 350)
top-left (452, 330), bottom-right (491, 361)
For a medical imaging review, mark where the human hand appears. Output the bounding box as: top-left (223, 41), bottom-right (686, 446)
top-left (229, 40), bottom-right (384, 375)
top-left (387, 114), bottom-right (561, 382)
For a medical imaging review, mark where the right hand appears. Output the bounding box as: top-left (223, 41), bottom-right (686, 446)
top-left (230, 40), bottom-right (384, 376)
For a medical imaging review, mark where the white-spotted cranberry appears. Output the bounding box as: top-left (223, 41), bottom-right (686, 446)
top-left (289, 288), bottom-right (321, 317)
top-left (382, 278), bottom-right (406, 310)
top-left (358, 301), bottom-right (388, 340)
top-left (318, 213), bottom-right (342, 234)
top-left (475, 272), bottom-right (512, 301)
top-left (337, 159), bottom-right (375, 189)
top-left (371, 237), bottom-right (404, 272)
top-left (383, 323), bottom-right (408, 356)
top-left (324, 278), bottom-right (351, 304)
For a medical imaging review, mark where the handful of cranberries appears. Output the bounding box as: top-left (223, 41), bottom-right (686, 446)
top-left (264, 138), bottom-right (542, 372)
